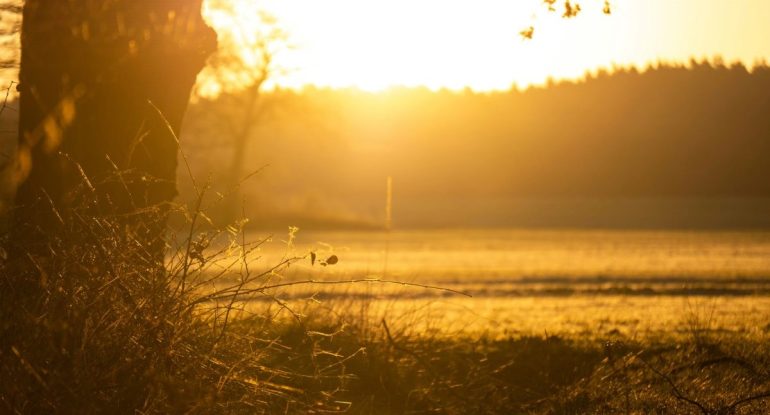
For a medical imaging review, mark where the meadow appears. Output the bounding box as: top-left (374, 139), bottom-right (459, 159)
top-left (243, 228), bottom-right (770, 337)
top-left (178, 227), bottom-right (770, 413)
top-left (7, 197), bottom-right (770, 413)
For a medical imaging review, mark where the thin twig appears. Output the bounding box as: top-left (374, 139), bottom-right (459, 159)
top-left (639, 356), bottom-right (710, 415)
top-left (201, 278), bottom-right (473, 304)
top-left (727, 390), bottom-right (770, 413)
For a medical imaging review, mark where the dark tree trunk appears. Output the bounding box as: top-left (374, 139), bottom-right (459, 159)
top-left (11, 0), bottom-right (216, 260)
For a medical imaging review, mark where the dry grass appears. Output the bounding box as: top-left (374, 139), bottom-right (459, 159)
top-left (2, 165), bottom-right (770, 414)
top-left (0, 162), bottom-right (359, 413)
top-left (257, 300), bottom-right (770, 415)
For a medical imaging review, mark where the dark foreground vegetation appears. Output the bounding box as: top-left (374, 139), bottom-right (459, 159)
top-left (2, 200), bottom-right (770, 414)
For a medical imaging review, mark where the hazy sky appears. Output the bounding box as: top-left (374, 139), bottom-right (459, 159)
top-left (202, 0), bottom-right (770, 92)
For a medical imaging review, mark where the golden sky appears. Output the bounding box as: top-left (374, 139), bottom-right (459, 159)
top-left (202, 0), bottom-right (770, 93)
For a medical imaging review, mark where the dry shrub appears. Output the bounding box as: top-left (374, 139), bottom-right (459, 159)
top-left (0, 165), bottom-right (352, 414)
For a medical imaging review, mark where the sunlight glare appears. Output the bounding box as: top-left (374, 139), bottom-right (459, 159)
top-left (201, 0), bottom-right (770, 94)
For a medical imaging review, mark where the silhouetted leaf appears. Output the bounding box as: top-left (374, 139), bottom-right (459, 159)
top-left (326, 255), bottom-right (338, 265)
top-left (520, 26), bottom-right (534, 40)
top-left (563, 0), bottom-right (581, 18)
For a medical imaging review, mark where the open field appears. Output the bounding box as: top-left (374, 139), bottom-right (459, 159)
top-left (225, 228), bottom-right (770, 338)
top-left (186, 228), bottom-right (770, 413)
top-left (169, 226), bottom-right (770, 413)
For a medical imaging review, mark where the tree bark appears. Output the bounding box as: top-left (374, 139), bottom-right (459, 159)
top-left (10, 0), bottom-right (216, 260)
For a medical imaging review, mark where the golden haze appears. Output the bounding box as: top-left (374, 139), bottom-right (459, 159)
top-left (200, 0), bottom-right (770, 94)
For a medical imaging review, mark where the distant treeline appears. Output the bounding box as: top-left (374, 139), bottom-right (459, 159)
top-left (179, 60), bottom-right (770, 228)
top-left (498, 61), bottom-right (770, 198)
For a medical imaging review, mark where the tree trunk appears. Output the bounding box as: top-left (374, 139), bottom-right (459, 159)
top-left (10, 0), bottom-right (216, 261)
